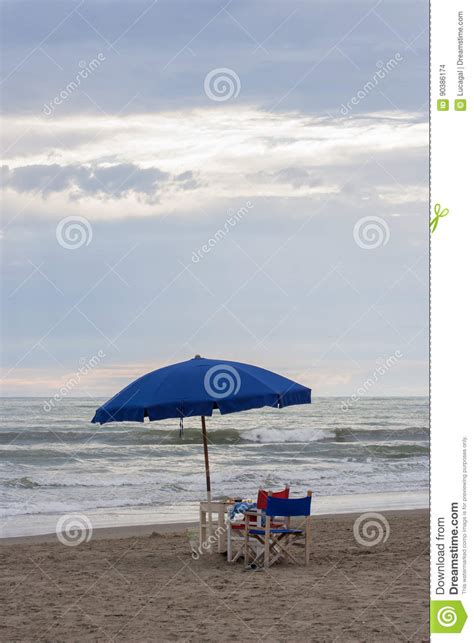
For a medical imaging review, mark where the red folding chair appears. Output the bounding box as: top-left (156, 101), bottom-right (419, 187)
top-left (257, 487), bottom-right (290, 510)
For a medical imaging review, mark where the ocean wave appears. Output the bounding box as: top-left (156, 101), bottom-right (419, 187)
top-left (243, 427), bottom-right (328, 443)
top-left (4, 477), bottom-right (40, 489)
top-left (0, 497), bottom-right (162, 518)
top-left (0, 426), bottom-right (332, 446)
top-left (333, 427), bottom-right (428, 441)
top-left (0, 424), bottom-right (428, 448)
top-left (0, 475), bottom-right (190, 491)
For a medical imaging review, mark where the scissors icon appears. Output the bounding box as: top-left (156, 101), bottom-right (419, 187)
top-left (430, 203), bottom-right (449, 233)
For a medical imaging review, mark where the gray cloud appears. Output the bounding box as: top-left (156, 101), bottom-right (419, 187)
top-left (1, 163), bottom-right (201, 202)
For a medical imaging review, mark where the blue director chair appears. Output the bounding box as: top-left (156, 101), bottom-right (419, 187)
top-left (244, 491), bottom-right (312, 568)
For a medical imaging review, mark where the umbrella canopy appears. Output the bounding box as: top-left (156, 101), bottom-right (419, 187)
top-left (91, 355), bottom-right (311, 496)
top-left (92, 355), bottom-right (311, 424)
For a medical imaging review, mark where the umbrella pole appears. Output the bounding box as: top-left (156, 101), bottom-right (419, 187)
top-left (201, 416), bottom-right (212, 542)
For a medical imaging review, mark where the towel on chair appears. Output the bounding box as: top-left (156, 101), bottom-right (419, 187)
top-left (229, 501), bottom-right (257, 520)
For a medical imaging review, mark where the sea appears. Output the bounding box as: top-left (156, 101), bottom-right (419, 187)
top-left (0, 397), bottom-right (429, 538)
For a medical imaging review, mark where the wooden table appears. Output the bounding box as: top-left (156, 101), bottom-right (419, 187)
top-left (199, 500), bottom-right (229, 554)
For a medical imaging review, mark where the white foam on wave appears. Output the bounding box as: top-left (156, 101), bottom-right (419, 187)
top-left (243, 427), bottom-right (329, 443)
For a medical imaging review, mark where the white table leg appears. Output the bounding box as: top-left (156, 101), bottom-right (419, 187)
top-left (199, 508), bottom-right (207, 547)
top-left (226, 509), bottom-right (232, 561)
top-left (217, 507), bottom-right (225, 553)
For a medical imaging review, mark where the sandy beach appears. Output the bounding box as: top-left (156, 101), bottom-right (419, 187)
top-left (0, 508), bottom-right (428, 642)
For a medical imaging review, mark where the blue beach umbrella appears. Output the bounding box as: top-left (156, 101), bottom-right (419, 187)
top-left (92, 355), bottom-right (311, 497)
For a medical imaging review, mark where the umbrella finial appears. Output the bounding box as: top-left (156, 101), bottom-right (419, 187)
top-left (194, 354), bottom-right (202, 359)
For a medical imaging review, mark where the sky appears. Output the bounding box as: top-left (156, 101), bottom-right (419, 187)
top-left (0, 0), bottom-right (429, 398)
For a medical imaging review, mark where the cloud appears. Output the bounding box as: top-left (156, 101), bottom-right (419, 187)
top-left (255, 166), bottom-right (323, 189)
top-left (1, 162), bottom-right (202, 203)
top-left (2, 108), bottom-right (427, 218)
